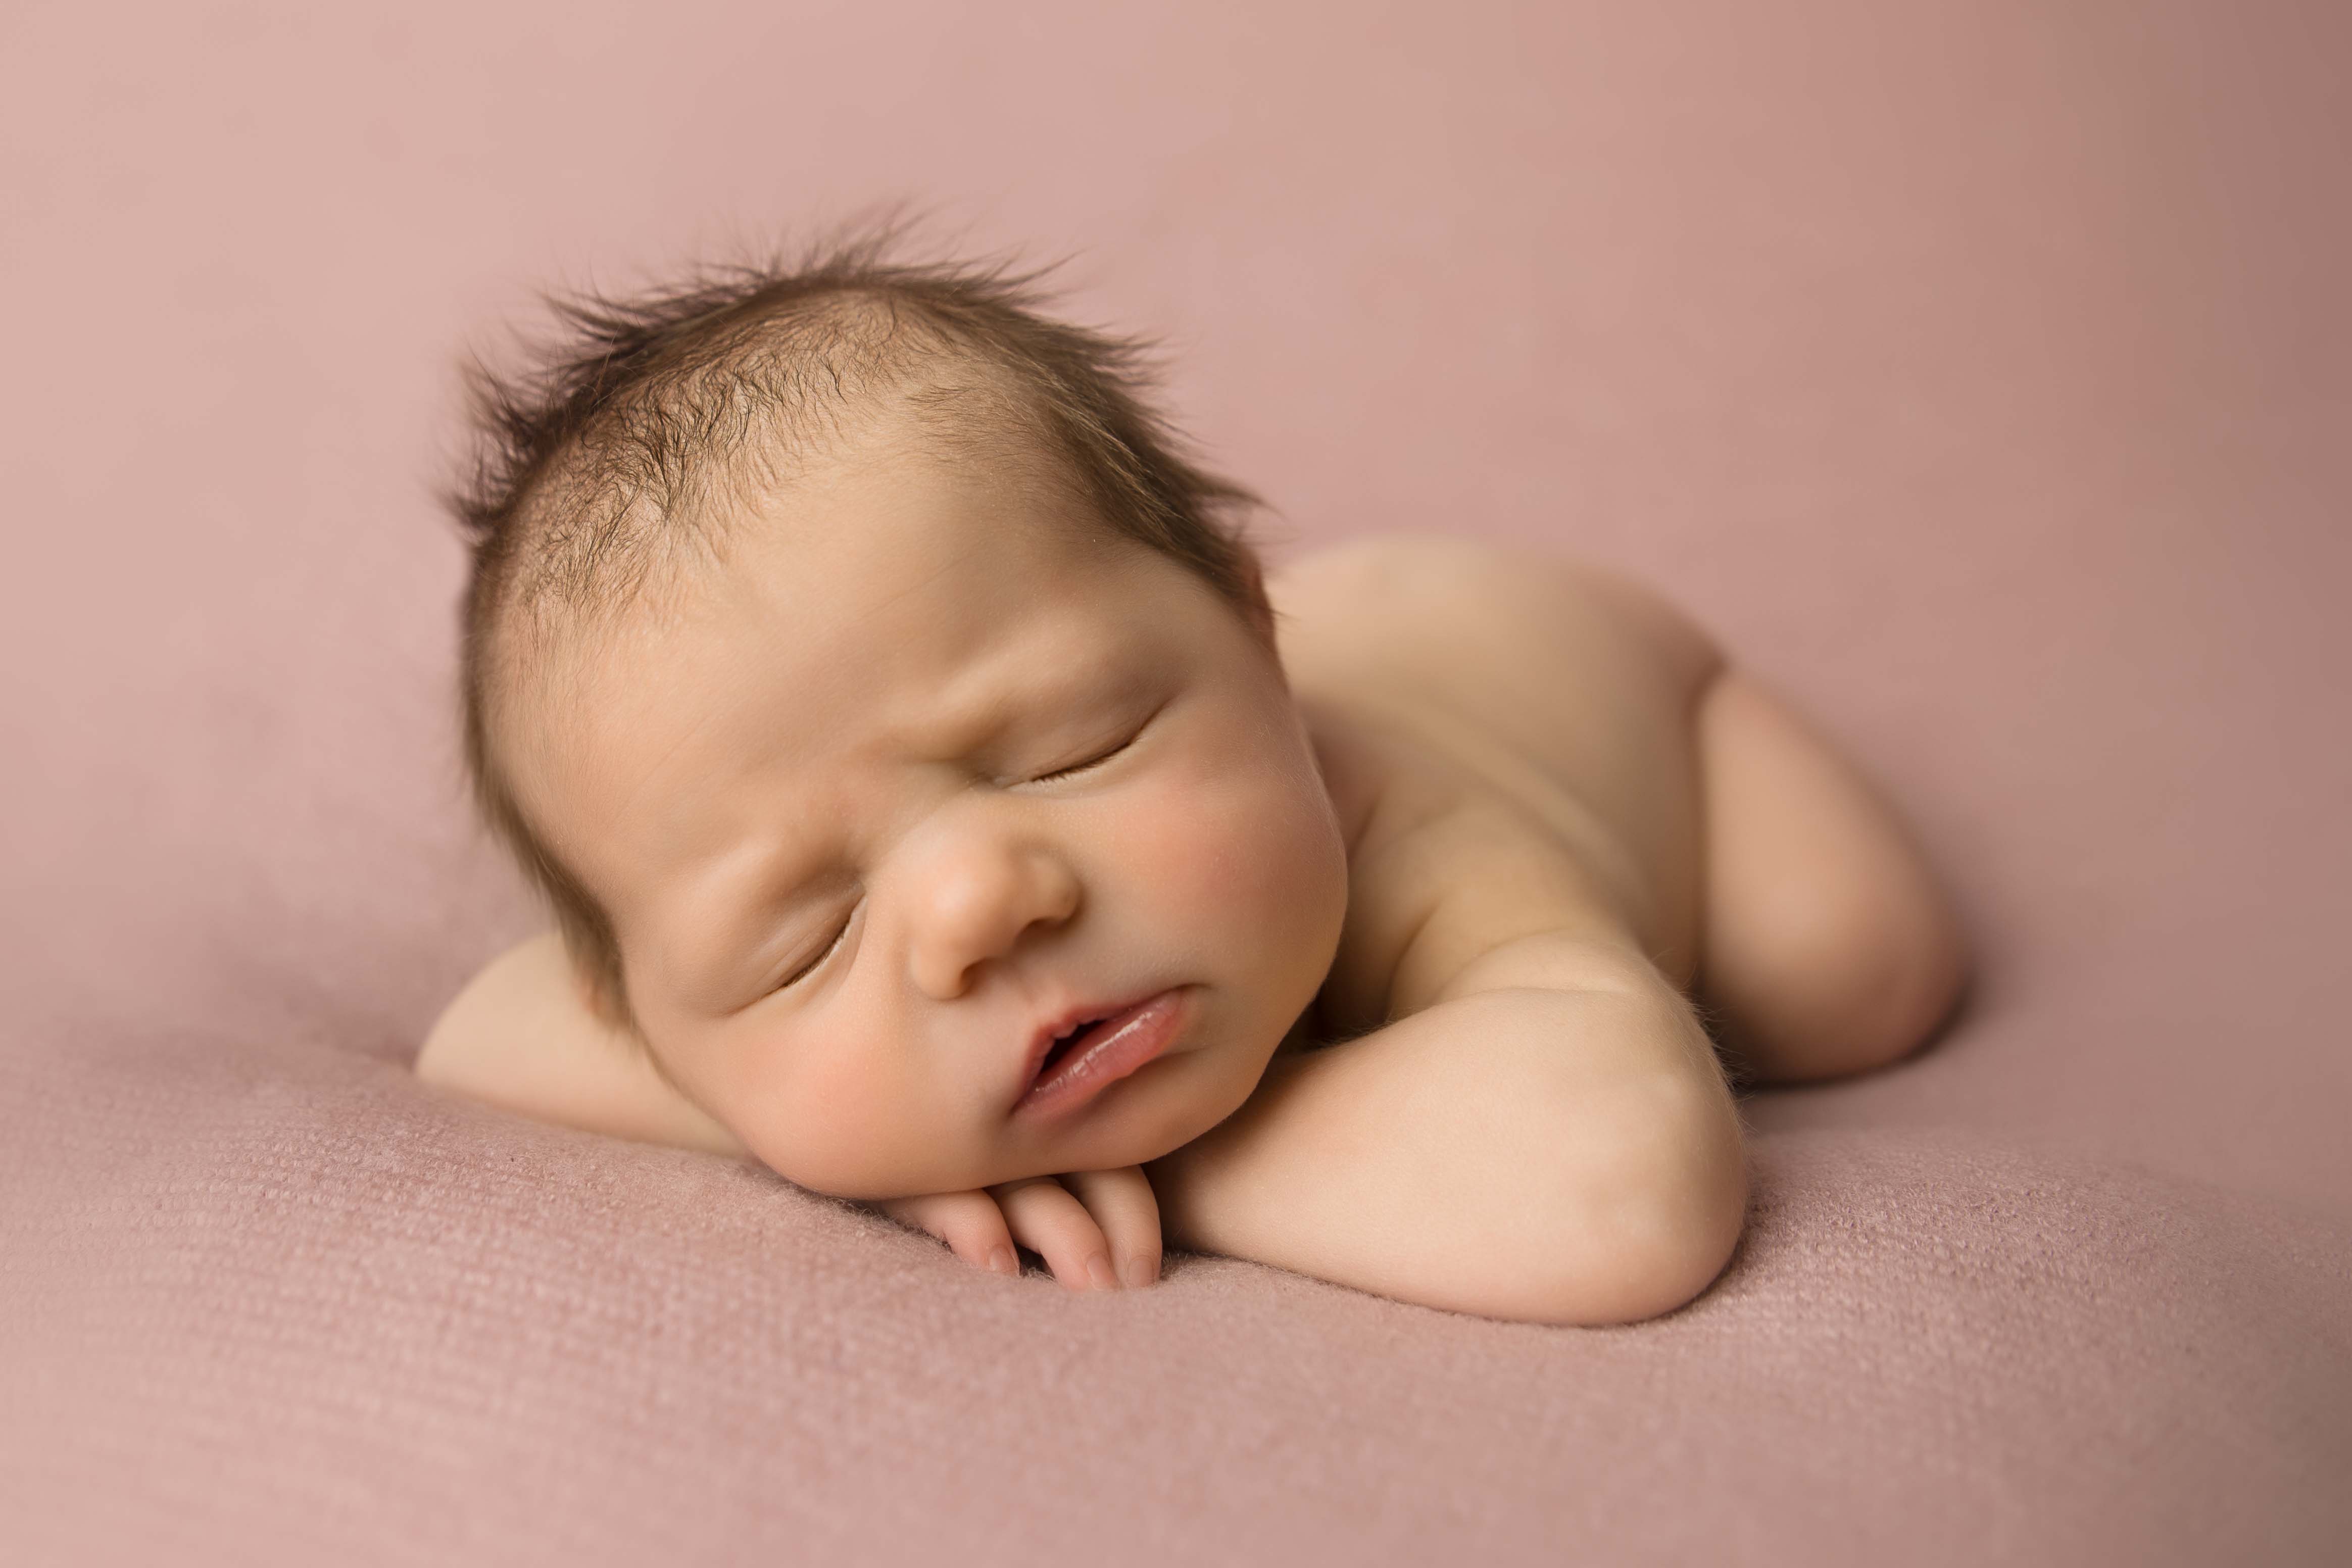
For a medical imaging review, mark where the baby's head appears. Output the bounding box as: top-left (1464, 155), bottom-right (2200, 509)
top-left (451, 239), bottom-right (1349, 1200)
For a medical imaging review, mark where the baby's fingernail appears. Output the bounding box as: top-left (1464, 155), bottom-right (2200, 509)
top-left (1121, 1257), bottom-right (1157, 1290)
top-left (988, 1246), bottom-right (1018, 1277)
top-left (1086, 1254), bottom-right (1119, 1291)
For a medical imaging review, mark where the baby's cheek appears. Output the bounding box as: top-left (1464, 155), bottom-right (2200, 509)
top-left (1117, 783), bottom-right (1250, 917)
top-left (726, 1038), bottom-right (931, 1198)
top-left (1130, 757), bottom-right (1342, 943)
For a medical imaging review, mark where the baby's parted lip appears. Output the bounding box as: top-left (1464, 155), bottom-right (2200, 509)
top-left (1021, 996), bottom-right (1138, 1084)
top-left (1012, 988), bottom-right (1188, 1116)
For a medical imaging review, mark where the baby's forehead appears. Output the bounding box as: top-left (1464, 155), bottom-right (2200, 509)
top-left (512, 528), bottom-right (1189, 817)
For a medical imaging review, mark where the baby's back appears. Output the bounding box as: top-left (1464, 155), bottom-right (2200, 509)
top-left (1265, 536), bottom-right (1725, 1040)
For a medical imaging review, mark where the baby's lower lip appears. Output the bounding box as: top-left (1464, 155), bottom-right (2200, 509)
top-left (1014, 990), bottom-right (1189, 1119)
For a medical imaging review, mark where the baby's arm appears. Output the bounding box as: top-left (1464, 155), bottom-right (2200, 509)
top-left (416, 932), bottom-right (745, 1156)
top-left (1147, 934), bottom-right (1747, 1326)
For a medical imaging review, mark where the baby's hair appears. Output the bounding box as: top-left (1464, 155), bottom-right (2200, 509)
top-left (446, 225), bottom-right (1273, 1055)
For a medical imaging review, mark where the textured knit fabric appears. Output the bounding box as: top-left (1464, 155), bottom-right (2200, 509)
top-left (5, 2), bottom-right (2348, 1563)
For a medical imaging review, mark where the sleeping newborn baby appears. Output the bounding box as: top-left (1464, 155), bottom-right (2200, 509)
top-left (418, 243), bottom-right (1968, 1325)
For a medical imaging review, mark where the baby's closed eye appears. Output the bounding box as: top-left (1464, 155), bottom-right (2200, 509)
top-left (767, 903), bottom-right (859, 994)
top-left (1029, 727), bottom-right (1141, 783)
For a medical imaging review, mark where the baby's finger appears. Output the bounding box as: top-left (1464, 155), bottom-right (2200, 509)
top-left (877, 1190), bottom-right (1020, 1277)
top-left (992, 1177), bottom-right (1118, 1292)
top-left (1058, 1167), bottom-right (1162, 1289)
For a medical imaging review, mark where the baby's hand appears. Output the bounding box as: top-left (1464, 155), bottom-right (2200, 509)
top-left (878, 1167), bottom-right (1162, 1292)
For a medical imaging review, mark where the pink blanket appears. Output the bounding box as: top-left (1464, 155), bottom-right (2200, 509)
top-left (6, 2), bottom-right (2347, 1562)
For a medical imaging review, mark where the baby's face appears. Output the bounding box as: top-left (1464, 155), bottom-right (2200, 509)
top-left (510, 420), bottom-right (1349, 1199)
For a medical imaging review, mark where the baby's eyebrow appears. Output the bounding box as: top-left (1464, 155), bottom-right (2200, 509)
top-left (885, 653), bottom-right (1119, 762)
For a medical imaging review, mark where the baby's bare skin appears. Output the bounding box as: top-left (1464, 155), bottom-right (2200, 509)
top-left (1143, 538), bottom-right (1966, 1317)
top-left (421, 443), bottom-right (1964, 1325)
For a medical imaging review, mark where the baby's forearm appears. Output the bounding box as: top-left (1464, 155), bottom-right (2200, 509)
top-left (1147, 985), bottom-right (1746, 1325)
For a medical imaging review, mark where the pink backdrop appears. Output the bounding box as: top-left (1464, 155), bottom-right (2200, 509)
top-left (5, 2), bottom-right (2347, 1563)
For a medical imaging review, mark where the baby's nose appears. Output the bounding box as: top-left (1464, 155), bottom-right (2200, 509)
top-left (907, 837), bottom-right (1082, 1000)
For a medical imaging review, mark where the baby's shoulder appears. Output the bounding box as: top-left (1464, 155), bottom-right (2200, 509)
top-left (1265, 534), bottom-right (1722, 830)
top-left (1267, 535), bottom-right (1724, 1029)
top-left (1266, 533), bottom-right (1718, 700)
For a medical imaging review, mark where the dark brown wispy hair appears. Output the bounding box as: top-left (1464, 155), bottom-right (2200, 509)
top-left (447, 227), bottom-right (1272, 1052)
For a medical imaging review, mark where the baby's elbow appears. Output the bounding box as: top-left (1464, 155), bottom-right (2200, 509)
top-left (1501, 1077), bottom-right (1748, 1327)
top-left (1597, 1105), bottom-right (1749, 1325)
